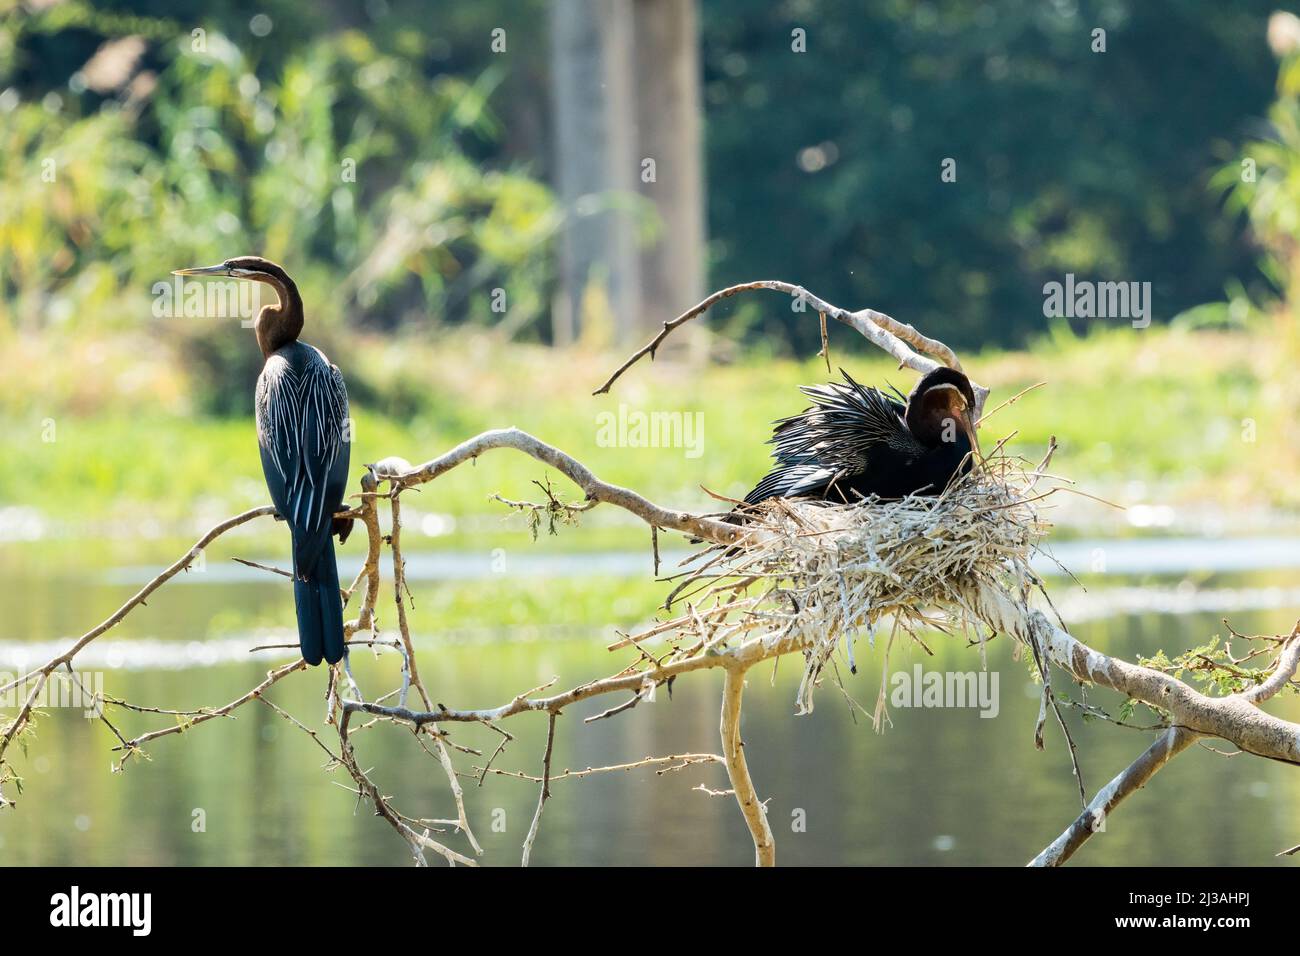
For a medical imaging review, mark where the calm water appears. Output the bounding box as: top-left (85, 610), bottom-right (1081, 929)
top-left (1, 539), bottom-right (1298, 866)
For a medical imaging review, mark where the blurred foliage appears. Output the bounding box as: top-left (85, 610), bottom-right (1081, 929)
top-left (1215, 18), bottom-right (1300, 316)
top-left (700, 0), bottom-right (1282, 351)
top-left (2, 0), bottom-right (1290, 364)
top-left (0, 0), bottom-right (556, 411)
top-left (1141, 633), bottom-right (1300, 699)
top-left (1, 320), bottom-right (1290, 539)
top-left (0, 0), bottom-right (1297, 440)
top-left (1207, 18), bottom-right (1300, 488)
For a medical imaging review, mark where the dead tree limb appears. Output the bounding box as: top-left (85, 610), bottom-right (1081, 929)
top-left (5, 279), bottom-right (1297, 868)
top-left (721, 665), bottom-right (775, 865)
top-left (591, 279), bottom-right (988, 415)
top-left (393, 427), bottom-right (745, 546)
top-left (1026, 623), bottom-right (1300, 866)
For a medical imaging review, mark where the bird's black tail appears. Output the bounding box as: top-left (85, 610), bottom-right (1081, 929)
top-left (292, 533), bottom-right (345, 666)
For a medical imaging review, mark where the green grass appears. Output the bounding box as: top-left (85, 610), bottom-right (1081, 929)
top-left (0, 322), bottom-right (1291, 560)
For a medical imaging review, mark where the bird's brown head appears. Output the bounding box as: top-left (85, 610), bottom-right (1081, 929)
top-left (904, 366), bottom-right (980, 458)
top-left (172, 256), bottom-right (302, 356)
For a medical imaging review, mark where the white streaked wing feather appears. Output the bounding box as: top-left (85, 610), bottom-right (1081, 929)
top-left (256, 350), bottom-right (349, 532)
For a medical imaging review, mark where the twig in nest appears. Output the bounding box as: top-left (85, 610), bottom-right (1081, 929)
top-left (818, 310), bottom-right (831, 373)
top-left (975, 381), bottom-right (1045, 427)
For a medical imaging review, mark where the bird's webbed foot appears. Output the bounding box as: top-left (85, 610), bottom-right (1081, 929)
top-left (332, 515), bottom-right (354, 545)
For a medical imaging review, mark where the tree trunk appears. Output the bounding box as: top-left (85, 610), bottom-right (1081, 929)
top-left (550, 0), bottom-right (705, 346)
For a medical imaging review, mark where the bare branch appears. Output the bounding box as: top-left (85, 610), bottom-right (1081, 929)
top-left (393, 428), bottom-right (744, 546)
top-left (1029, 727), bottom-right (1200, 867)
top-left (1029, 627), bottom-right (1300, 866)
top-left (721, 665), bottom-right (775, 866)
top-left (591, 280), bottom-right (988, 414)
top-left (0, 506), bottom-right (275, 700)
top-left (113, 660), bottom-right (307, 762)
top-left (36, 262), bottom-right (1272, 870)
top-left (521, 712), bottom-right (557, 867)
top-left (479, 753), bottom-right (723, 783)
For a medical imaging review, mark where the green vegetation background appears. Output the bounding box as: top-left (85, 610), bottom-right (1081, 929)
top-left (3, 1), bottom-right (1300, 532)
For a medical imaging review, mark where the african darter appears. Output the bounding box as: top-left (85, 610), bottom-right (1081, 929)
top-left (173, 257), bottom-right (351, 666)
top-left (742, 366), bottom-right (980, 507)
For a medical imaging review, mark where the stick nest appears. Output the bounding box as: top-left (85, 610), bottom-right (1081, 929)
top-left (628, 452), bottom-right (1056, 718)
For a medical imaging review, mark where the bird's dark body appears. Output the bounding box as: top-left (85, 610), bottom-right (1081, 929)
top-left (175, 255), bottom-right (353, 666)
top-left (255, 340), bottom-right (351, 666)
top-left (743, 368), bottom-right (976, 508)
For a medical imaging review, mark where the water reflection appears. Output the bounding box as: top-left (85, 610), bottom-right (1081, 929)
top-left (2, 596), bottom-right (1297, 866)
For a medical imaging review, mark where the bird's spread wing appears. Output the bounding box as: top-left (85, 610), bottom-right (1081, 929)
top-left (257, 349), bottom-right (350, 572)
top-left (770, 369), bottom-right (917, 471)
top-left (744, 369), bottom-right (920, 505)
top-left (743, 460), bottom-right (839, 504)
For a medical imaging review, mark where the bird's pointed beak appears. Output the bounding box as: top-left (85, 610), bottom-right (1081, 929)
top-left (172, 264), bottom-right (234, 277)
top-left (961, 408), bottom-right (981, 462)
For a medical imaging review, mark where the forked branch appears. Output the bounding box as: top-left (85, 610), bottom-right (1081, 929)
top-left (591, 279), bottom-right (988, 415)
top-left (5, 281), bottom-right (1296, 869)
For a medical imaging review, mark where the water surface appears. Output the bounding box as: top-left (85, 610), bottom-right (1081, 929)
top-left (1, 537), bottom-right (1297, 866)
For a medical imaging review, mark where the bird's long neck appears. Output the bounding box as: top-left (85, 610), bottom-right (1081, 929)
top-left (906, 385), bottom-right (963, 447)
top-left (254, 272), bottom-right (304, 357)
